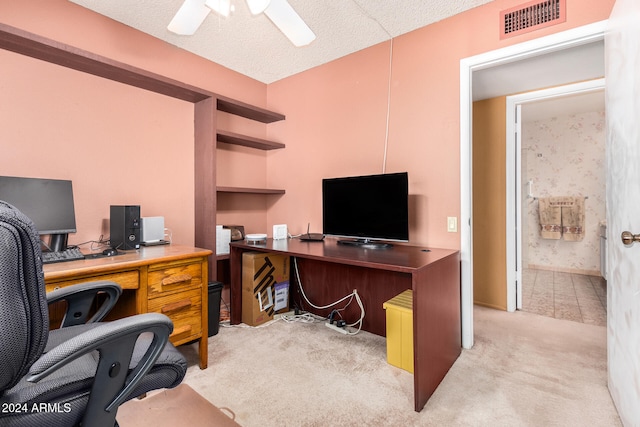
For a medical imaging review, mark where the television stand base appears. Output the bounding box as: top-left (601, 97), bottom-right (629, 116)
top-left (337, 239), bottom-right (393, 249)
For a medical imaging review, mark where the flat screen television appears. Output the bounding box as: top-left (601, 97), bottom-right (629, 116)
top-left (322, 172), bottom-right (409, 248)
top-left (0, 175), bottom-right (77, 252)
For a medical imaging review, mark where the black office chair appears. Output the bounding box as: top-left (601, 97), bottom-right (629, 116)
top-left (0, 201), bottom-right (187, 427)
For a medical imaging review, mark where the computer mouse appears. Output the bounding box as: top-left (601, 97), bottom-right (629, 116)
top-left (102, 248), bottom-right (118, 256)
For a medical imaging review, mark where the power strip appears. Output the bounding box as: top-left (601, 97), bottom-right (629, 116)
top-left (325, 322), bottom-right (348, 335)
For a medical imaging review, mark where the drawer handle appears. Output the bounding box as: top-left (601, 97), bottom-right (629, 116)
top-left (170, 324), bottom-right (192, 337)
top-left (162, 274), bottom-right (193, 286)
top-left (161, 298), bottom-right (192, 314)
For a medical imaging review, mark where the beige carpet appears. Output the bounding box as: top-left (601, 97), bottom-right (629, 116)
top-left (179, 306), bottom-right (621, 426)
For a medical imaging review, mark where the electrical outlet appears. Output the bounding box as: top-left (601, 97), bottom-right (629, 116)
top-left (447, 217), bottom-right (458, 233)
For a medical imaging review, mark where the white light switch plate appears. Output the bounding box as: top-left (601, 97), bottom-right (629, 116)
top-left (273, 224), bottom-right (288, 240)
top-left (447, 217), bottom-right (458, 233)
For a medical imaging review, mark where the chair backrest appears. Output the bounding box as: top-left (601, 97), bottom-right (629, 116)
top-left (0, 201), bottom-right (49, 394)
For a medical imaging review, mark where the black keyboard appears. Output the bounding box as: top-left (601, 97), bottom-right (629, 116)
top-left (42, 247), bottom-right (85, 264)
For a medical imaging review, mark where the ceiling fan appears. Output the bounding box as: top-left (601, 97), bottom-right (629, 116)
top-left (167, 0), bottom-right (316, 47)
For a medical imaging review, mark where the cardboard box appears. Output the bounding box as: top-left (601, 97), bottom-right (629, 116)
top-left (242, 252), bottom-right (290, 326)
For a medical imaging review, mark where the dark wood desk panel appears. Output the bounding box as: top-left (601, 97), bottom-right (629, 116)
top-left (230, 237), bottom-right (453, 271)
top-left (411, 252), bottom-right (461, 412)
top-left (229, 238), bottom-right (461, 411)
top-left (292, 258), bottom-right (412, 336)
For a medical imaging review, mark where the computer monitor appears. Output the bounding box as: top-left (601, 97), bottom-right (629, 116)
top-left (322, 172), bottom-right (409, 248)
top-left (0, 176), bottom-right (77, 252)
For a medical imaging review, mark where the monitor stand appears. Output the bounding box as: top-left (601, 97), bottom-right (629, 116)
top-left (49, 233), bottom-right (69, 252)
top-left (337, 239), bottom-right (393, 249)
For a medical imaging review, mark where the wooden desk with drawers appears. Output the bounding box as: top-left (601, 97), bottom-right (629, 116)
top-left (43, 245), bottom-right (212, 369)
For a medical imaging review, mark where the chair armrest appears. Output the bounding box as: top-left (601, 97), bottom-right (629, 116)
top-left (47, 280), bottom-right (122, 327)
top-left (28, 313), bottom-right (173, 425)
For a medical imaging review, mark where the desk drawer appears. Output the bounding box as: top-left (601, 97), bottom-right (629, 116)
top-left (147, 261), bottom-right (203, 298)
top-left (148, 288), bottom-right (202, 344)
top-left (45, 270), bottom-right (139, 293)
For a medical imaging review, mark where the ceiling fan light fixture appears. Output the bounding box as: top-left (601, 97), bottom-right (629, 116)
top-left (264, 0), bottom-right (316, 47)
top-left (246, 0), bottom-right (271, 15)
top-left (168, 0), bottom-right (211, 35)
top-left (205, 0), bottom-right (233, 17)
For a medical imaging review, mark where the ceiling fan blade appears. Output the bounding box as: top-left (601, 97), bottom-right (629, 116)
top-left (167, 0), bottom-right (211, 35)
top-left (205, 0), bottom-right (232, 17)
top-left (264, 0), bottom-right (316, 47)
top-left (246, 0), bottom-right (271, 15)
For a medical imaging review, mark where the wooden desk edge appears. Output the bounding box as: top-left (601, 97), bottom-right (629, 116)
top-left (43, 245), bottom-right (213, 281)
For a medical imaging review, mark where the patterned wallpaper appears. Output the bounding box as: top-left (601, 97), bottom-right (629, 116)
top-left (522, 109), bottom-right (606, 275)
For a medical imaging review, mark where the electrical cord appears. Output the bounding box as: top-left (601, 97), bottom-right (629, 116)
top-left (279, 312), bottom-right (323, 324)
top-left (220, 258), bottom-right (366, 334)
top-left (293, 257), bottom-right (356, 310)
top-left (293, 257), bottom-right (365, 335)
top-left (220, 311), bottom-right (323, 329)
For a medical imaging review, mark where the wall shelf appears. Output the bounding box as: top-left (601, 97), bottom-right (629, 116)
top-left (217, 130), bottom-right (285, 150)
top-left (217, 186), bottom-right (285, 195)
top-left (215, 98), bottom-right (286, 206)
top-left (217, 97), bottom-right (285, 123)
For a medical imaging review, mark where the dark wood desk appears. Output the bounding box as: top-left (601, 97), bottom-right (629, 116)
top-left (44, 245), bottom-right (212, 369)
top-left (229, 238), bottom-right (461, 411)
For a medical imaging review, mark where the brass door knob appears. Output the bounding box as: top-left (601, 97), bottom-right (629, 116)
top-left (621, 231), bottom-right (640, 246)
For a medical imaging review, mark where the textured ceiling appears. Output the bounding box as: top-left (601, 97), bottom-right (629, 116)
top-left (69, 0), bottom-right (494, 83)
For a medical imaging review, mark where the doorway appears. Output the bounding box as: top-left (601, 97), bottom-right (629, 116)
top-left (506, 81), bottom-right (606, 325)
top-left (460, 21), bottom-right (607, 349)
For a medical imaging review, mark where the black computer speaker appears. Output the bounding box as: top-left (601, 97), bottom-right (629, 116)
top-left (110, 205), bottom-right (141, 250)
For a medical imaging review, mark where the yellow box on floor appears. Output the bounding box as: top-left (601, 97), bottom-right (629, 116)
top-left (383, 290), bottom-right (414, 373)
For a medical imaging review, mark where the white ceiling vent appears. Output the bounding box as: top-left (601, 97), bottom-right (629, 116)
top-left (500, 0), bottom-right (566, 39)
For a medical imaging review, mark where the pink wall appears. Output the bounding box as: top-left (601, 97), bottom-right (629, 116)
top-left (266, 0), bottom-right (614, 249)
top-left (1, 0), bottom-right (615, 251)
top-left (0, 0), bottom-right (269, 249)
top-left (1, 50), bottom-right (194, 246)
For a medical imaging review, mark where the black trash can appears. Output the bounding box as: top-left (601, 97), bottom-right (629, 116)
top-left (208, 281), bottom-right (223, 337)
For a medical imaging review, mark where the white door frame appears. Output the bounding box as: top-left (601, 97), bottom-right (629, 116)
top-left (505, 78), bottom-right (606, 312)
top-left (459, 21), bottom-right (607, 349)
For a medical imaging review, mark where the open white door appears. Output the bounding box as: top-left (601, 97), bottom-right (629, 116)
top-left (605, 0), bottom-right (640, 423)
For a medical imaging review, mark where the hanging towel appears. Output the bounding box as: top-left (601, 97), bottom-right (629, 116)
top-left (561, 196), bottom-right (585, 241)
top-left (538, 197), bottom-right (562, 239)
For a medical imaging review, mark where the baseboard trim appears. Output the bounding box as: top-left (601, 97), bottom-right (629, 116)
top-left (473, 301), bottom-right (507, 311)
top-left (527, 264), bottom-right (601, 277)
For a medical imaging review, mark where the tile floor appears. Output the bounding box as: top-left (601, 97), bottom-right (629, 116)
top-left (521, 268), bottom-right (607, 326)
